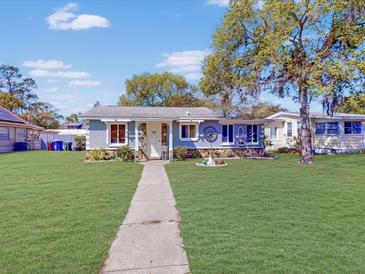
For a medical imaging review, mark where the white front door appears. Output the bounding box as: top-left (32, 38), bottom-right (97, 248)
top-left (147, 123), bottom-right (161, 159)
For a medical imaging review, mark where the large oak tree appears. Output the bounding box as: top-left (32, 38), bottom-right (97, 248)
top-left (120, 72), bottom-right (207, 107)
top-left (201, 0), bottom-right (365, 163)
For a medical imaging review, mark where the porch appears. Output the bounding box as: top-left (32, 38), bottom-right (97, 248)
top-left (134, 121), bottom-right (173, 161)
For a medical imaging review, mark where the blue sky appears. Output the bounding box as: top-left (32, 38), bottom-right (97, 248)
top-left (0, 0), bottom-right (322, 116)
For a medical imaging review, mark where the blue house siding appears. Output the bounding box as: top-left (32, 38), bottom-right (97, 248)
top-left (87, 119), bottom-right (264, 150)
top-left (173, 120), bottom-right (264, 149)
top-left (88, 120), bottom-right (107, 148)
top-left (88, 120), bottom-right (136, 149)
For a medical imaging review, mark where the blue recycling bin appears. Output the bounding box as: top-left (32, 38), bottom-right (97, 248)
top-left (14, 142), bottom-right (27, 151)
top-left (54, 141), bottom-right (64, 151)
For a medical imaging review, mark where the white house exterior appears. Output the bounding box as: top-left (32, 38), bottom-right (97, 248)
top-left (265, 112), bottom-right (365, 153)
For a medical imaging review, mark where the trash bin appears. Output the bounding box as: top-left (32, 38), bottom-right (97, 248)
top-left (47, 142), bottom-right (54, 151)
top-left (14, 142), bottom-right (27, 151)
top-left (54, 141), bottom-right (64, 151)
top-left (63, 142), bottom-right (72, 151)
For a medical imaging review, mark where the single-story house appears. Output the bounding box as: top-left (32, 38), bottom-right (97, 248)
top-left (80, 106), bottom-right (269, 160)
top-left (265, 112), bottom-right (365, 153)
top-left (0, 106), bottom-right (43, 153)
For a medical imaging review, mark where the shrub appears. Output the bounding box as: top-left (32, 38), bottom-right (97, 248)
top-left (277, 147), bottom-right (300, 154)
top-left (191, 149), bottom-right (202, 159)
top-left (118, 146), bottom-right (134, 162)
top-left (260, 135), bottom-right (272, 149)
top-left (75, 135), bottom-right (86, 151)
top-left (175, 146), bottom-right (188, 160)
top-left (277, 147), bottom-right (291, 153)
top-left (222, 149), bottom-right (234, 158)
top-left (89, 148), bottom-right (107, 161)
top-left (213, 150), bottom-right (223, 158)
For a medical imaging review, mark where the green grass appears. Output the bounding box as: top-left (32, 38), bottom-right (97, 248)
top-left (0, 151), bottom-right (142, 274)
top-left (166, 154), bottom-right (365, 274)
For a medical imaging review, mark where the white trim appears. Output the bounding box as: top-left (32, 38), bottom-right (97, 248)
top-left (134, 121), bottom-right (139, 152)
top-left (105, 122), bottom-right (128, 147)
top-left (179, 122), bottom-right (199, 141)
top-left (221, 124), bottom-right (234, 145)
top-left (168, 121), bottom-right (173, 159)
top-left (177, 119), bottom-right (204, 123)
top-left (101, 118), bottom-right (131, 122)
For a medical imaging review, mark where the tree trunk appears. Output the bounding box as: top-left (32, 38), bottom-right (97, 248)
top-left (299, 87), bottom-right (314, 164)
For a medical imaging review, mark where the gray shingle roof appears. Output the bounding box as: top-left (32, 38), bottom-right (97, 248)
top-left (0, 106), bottom-right (27, 124)
top-left (268, 111), bottom-right (365, 120)
top-left (80, 106), bottom-right (220, 120)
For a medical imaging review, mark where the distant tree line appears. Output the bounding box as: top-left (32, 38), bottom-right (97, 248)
top-left (0, 65), bottom-right (62, 129)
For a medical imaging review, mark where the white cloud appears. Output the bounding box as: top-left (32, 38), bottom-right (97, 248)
top-left (69, 80), bottom-right (102, 87)
top-left (29, 69), bottom-right (90, 78)
top-left (46, 3), bottom-right (111, 30)
top-left (47, 79), bottom-right (59, 83)
top-left (42, 87), bottom-right (59, 93)
top-left (156, 49), bottom-right (210, 80)
top-left (23, 59), bottom-right (72, 69)
top-left (206, 0), bottom-right (229, 7)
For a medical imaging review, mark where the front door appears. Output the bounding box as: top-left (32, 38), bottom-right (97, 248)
top-left (147, 122), bottom-right (162, 159)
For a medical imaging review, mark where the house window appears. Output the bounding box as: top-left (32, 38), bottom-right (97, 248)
top-left (344, 121), bottom-right (362, 134)
top-left (315, 122), bottom-right (326, 135)
top-left (110, 124), bottom-right (126, 144)
top-left (180, 123), bottom-right (198, 140)
top-left (222, 124), bottom-right (234, 144)
top-left (270, 127), bottom-right (278, 140)
top-left (287, 122), bottom-right (293, 137)
top-left (297, 121), bottom-right (302, 136)
top-left (326, 122), bottom-right (339, 135)
top-left (16, 128), bottom-right (26, 139)
top-left (247, 125), bottom-right (258, 143)
top-left (0, 127), bottom-right (10, 141)
top-left (315, 122), bottom-right (339, 135)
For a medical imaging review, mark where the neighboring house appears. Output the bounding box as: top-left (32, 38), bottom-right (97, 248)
top-left (265, 112), bottom-right (365, 153)
top-left (80, 106), bottom-right (268, 160)
top-left (41, 127), bottom-right (86, 150)
top-left (0, 106), bottom-right (43, 153)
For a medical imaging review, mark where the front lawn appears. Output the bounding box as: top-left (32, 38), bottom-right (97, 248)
top-left (166, 154), bottom-right (365, 274)
top-left (0, 151), bottom-right (142, 274)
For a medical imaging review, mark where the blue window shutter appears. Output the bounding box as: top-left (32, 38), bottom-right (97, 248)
top-left (222, 125), bottom-right (228, 143)
top-left (181, 125), bottom-right (188, 138)
top-left (228, 125), bottom-right (233, 143)
top-left (344, 121), bottom-right (352, 134)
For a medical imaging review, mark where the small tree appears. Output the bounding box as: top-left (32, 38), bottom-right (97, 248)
top-left (75, 135), bottom-right (86, 150)
top-left (201, 0), bottom-right (365, 164)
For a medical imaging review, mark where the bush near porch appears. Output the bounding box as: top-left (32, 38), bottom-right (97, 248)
top-left (166, 154), bottom-right (365, 273)
top-left (0, 151), bottom-right (142, 274)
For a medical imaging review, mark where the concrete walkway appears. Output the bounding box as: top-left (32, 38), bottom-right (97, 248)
top-left (100, 161), bottom-right (190, 274)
